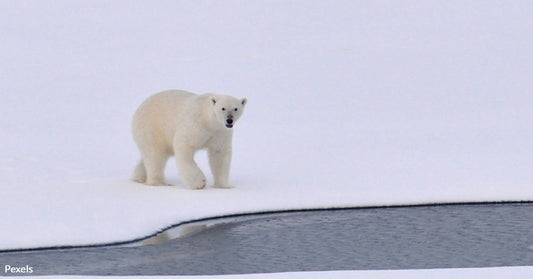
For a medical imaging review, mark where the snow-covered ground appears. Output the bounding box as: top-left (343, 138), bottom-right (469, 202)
top-left (17, 267), bottom-right (533, 279)
top-left (1, 0), bottom-right (532, 275)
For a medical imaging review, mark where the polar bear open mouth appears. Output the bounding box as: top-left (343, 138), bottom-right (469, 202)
top-left (225, 118), bottom-right (234, 128)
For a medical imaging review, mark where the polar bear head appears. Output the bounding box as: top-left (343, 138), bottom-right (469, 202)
top-left (211, 95), bottom-right (247, 129)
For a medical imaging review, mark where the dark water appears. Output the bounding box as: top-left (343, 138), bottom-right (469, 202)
top-left (1, 203), bottom-right (533, 276)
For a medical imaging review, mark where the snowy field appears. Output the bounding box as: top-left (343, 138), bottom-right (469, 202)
top-left (16, 267), bottom-right (533, 279)
top-left (1, 0), bottom-right (532, 275)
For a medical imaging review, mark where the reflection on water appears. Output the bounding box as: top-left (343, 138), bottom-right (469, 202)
top-left (141, 223), bottom-right (209, 246)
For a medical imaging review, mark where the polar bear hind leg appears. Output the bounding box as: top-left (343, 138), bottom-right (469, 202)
top-left (132, 158), bottom-right (147, 183)
top-left (142, 152), bottom-right (170, 186)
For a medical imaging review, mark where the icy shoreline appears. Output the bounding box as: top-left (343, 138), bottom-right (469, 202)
top-left (2, 201), bottom-right (531, 253)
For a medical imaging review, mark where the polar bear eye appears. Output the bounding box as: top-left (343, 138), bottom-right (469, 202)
top-left (234, 108), bottom-right (238, 112)
top-left (222, 108), bottom-right (225, 111)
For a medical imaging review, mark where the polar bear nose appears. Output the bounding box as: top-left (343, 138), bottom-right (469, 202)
top-left (226, 118), bottom-right (233, 125)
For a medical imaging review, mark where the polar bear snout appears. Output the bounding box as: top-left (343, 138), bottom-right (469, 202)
top-left (225, 119), bottom-right (234, 128)
top-left (225, 115), bottom-right (234, 128)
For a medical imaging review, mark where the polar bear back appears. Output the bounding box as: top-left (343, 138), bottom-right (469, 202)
top-left (132, 90), bottom-right (204, 155)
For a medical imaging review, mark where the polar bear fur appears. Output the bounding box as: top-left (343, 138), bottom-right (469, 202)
top-left (132, 90), bottom-right (247, 189)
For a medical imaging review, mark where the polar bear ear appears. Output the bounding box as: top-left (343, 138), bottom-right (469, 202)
top-left (211, 98), bottom-right (217, 105)
top-left (241, 98), bottom-right (247, 106)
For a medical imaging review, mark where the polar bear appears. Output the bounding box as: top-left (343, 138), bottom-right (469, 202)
top-left (131, 90), bottom-right (247, 189)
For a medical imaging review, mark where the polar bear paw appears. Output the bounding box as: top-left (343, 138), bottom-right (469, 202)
top-left (188, 178), bottom-right (207, 190)
top-left (184, 170), bottom-right (207, 189)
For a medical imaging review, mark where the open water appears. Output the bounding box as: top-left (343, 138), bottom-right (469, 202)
top-left (1, 203), bottom-right (533, 276)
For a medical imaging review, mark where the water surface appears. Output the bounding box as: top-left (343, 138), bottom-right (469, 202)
top-left (1, 203), bottom-right (532, 275)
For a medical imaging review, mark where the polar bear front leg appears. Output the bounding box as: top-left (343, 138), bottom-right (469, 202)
top-left (174, 145), bottom-right (206, 189)
top-left (208, 147), bottom-right (232, 188)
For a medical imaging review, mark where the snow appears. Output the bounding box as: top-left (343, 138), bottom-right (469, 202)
top-left (19, 266), bottom-right (533, 279)
top-left (0, 0), bottom-right (532, 267)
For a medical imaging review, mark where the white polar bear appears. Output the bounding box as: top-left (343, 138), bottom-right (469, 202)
top-left (131, 90), bottom-right (247, 189)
